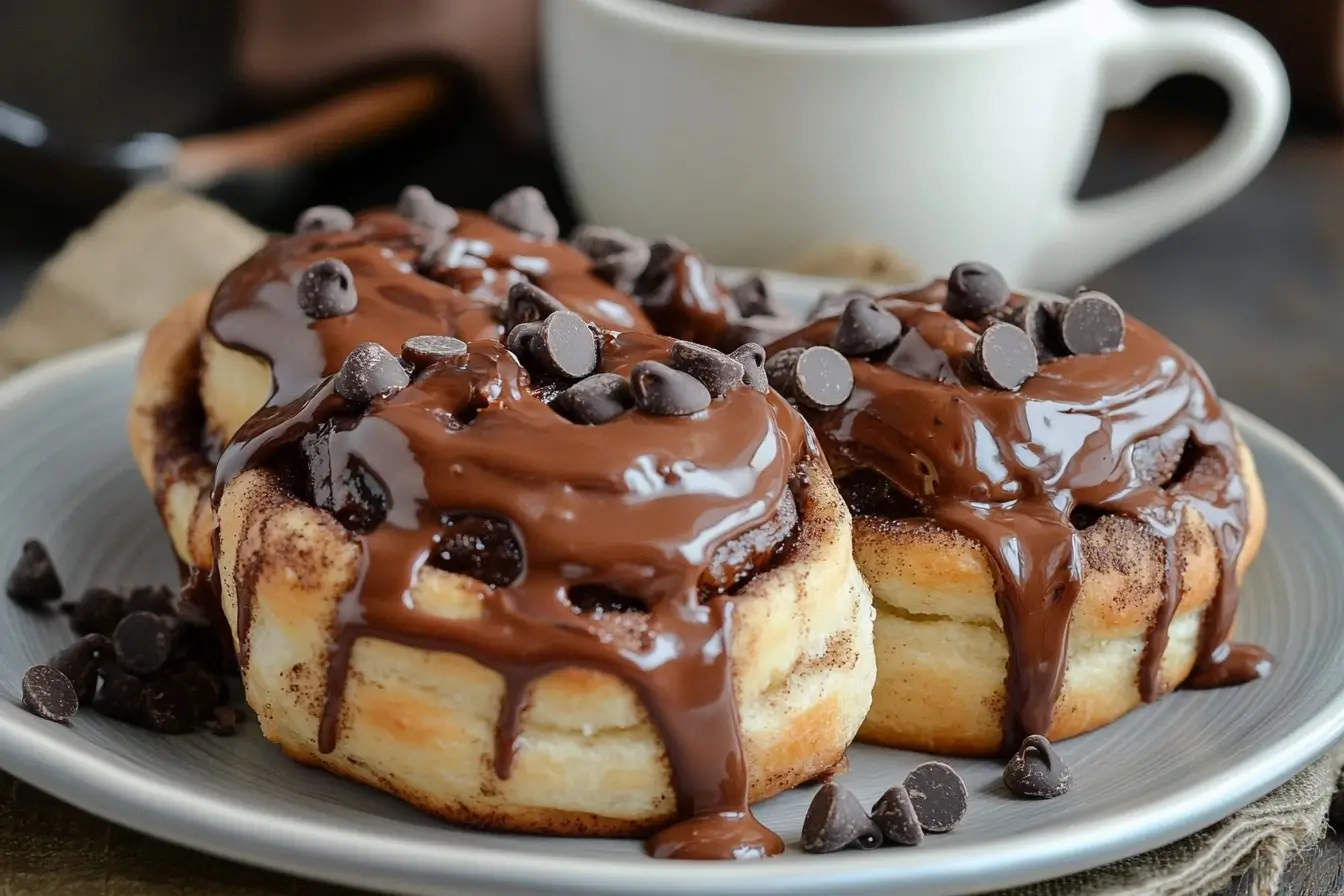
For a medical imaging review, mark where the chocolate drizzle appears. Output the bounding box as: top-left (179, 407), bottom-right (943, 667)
top-left (207, 211), bottom-right (808, 859)
top-left (772, 280), bottom-right (1271, 750)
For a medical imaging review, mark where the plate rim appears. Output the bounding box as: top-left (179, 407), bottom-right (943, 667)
top-left (1, 332), bottom-right (1343, 895)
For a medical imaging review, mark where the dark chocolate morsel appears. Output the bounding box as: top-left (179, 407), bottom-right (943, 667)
top-left (631, 237), bottom-right (689, 302)
top-left (141, 674), bottom-right (200, 734)
top-left (532, 311), bottom-right (599, 380)
top-left (295, 205), bottom-right (355, 234)
top-left (1011, 295), bottom-right (1068, 361)
top-left (731, 274), bottom-right (777, 319)
top-left (506, 321), bottom-right (543, 363)
top-left (730, 343), bottom-right (768, 393)
top-left (974, 322), bottom-right (1039, 391)
top-left (630, 361), bottom-right (712, 416)
top-left (832, 296), bottom-right (903, 357)
top-left (396, 185), bottom-right (459, 233)
top-left (1061, 290), bottom-right (1125, 355)
top-left (794, 346), bottom-right (855, 409)
top-left (48, 634), bottom-right (112, 706)
top-left (808, 289), bottom-right (868, 322)
top-left (553, 373), bottom-right (634, 425)
top-left (488, 186), bottom-right (560, 240)
top-left (571, 224), bottom-right (651, 292)
top-left (904, 761), bottom-right (969, 833)
top-left (91, 665), bottom-right (144, 723)
top-left (112, 611), bottom-right (177, 675)
top-left (125, 584), bottom-right (175, 616)
top-left (800, 782), bottom-right (883, 854)
top-left (669, 341), bottom-right (744, 398)
top-left (334, 342), bottom-right (410, 403)
top-left (402, 335), bottom-right (468, 369)
top-left (297, 259), bottom-right (359, 319)
top-left (765, 347), bottom-right (805, 395)
top-left (506, 281), bottom-right (566, 329)
top-left (945, 262), bottom-right (1011, 320)
top-left (21, 664), bottom-right (78, 722)
top-left (871, 784), bottom-right (924, 846)
top-left (6, 539), bottom-right (62, 608)
top-left (66, 587), bottom-right (124, 636)
top-left (1003, 734), bottom-right (1072, 799)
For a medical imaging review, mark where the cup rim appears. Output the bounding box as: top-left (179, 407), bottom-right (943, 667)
top-left (557, 0), bottom-right (1092, 49)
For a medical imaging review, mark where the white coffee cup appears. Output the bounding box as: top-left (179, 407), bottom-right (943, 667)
top-left (542, 0), bottom-right (1288, 289)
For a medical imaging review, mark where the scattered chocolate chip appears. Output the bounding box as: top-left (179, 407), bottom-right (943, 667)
top-left (47, 634), bottom-right (111, 706)
top-left (832, 296), bottom-right (903, 357)
top-left (630, 361), bottom-right (712, 416)
top-left (92, 665), bottom-right (144, 723)
top-left (1011, 295), bottom-right (1068, 360)
top-left (125, 584), bottom-right (175, 616)
top-left (506, 321), bottom-right (543, 363)
top-left (489, 186), bottom-right (559, 240)
top-left (974, 322), bottom-right (1038, 391)
top-left (141, 674), bottom-right (200, 734)
top-left (297, 259), bottom-right (358, 319)
top-left (1004, 734), bottom-right (1072, 799)
top-left (631, 238), bottom-right (688, 302)
top-left (553, 373), bottom-right (633, 425)
top-left (208, 705), bottom-right (239, 737)
top-left (904, 761), bottom-right (968, 833)
top-left (807, 289), bottom-right (867, 322)
top-left (571, 224), bottom-right (651, 292)
top-left (6, 540), bottom-right (62, 608)
top-left (871, 784), bottom-right (924, 846)
top-left (945, 262), bottom-right (1011, 320)
top-left (800, 782), bottom-right (883, 853)
top-left (730, 343), bottom-right (768, 393)
top-left (113, 611), bottom-right (176, 675)
top-left (396, 185), bottom-right (459, 233)
top-left (334, 342), bottom-right (410, 403)
top-left (765, 347), bottom-right (805, 395)
top-left (531, 311), bottom-right (599, 379)
top-left (794, 346), bottom-right (855, 409)
top-left (1060, 290), bottom-right (1125, 355)
top-left (402, 335), bottom-right (468, 369)
top-left (669, 341), bottom-right (744, 398)
top-left (506, 281), bottom-right (565, 330)
top-left (21, 665), bottom-right (78, 722)
top-left (64, 586), bottom-right (124, 636)
top-left (731, 274), bottom-right (776, 319)
top-left (295, 205), bottom-right (355, 234)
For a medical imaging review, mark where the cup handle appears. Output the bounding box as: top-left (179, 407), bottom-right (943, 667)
top-left (1029, 2), bottom-right (1288, 289)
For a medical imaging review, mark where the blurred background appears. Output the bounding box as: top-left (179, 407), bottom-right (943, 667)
top-left (0, 0), bottom-right (1341, 468)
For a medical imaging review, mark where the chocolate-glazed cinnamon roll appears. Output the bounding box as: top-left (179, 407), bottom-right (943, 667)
top-left (767, 265), bottom-right (1269, 756)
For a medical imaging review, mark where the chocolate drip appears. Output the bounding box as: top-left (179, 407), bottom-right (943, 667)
top-left (772, 281), bottom-right (1271, 750)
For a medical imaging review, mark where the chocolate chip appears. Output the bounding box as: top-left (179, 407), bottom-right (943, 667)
top-left (904, 761), bottom-right (968, 833)
top-left (974, 322), bottom-right (1038, 391)
top-left (1061, 290), bottom-right (1125, 355)
top-left (489, 186), bottom-right (559, 240)
top-left (48, 634), bottom-right (112, 706)
top-left (92, 665), bottom-right (144, 723)
top-left (730, 343), bottom-right (768, 393)
top-left (142, 675), bottom-right (200, 734)
top-left (765, 346), bottom-right (805, 396)
top-left (945, 262), bottom-right (1011, 320)
top-left (113, 611), bottom-right (176, 675)
top-left (731, 274), bottom-right (776, 319)
top-left (334, 342), bottom-right (410, 403)
top-left (396, 185), bottom-right (459, 233)
top-left (794, 346), bottom-right (854, 409)
top-left (871, 784), bottom-right (924, 846)
top-left (669, 341), bottom-right (744, 398)
top-left (553, 373), bottom-right (633, 425)
top-left (21, 665), bottom-right (78, 722)
top-left (125, 584), bottom-right (175, 616)
top-left (800, 782), bottom-right (883, 853)
top-left (1011, 296), bottom-right (1067, 361)
top-left (832, 297), bottom-right (903, 357)
top-left (295, 205), bottom-right (355, 234)
top-left (1004, 734), bottom-right (1072, 799)
top-left (506, 281), bottom-right (565, 329)
top-left (807, 289), bottom-right (867, 322)
top-left (631, 238), bottom-right (690, 302)
top-left (6, 540), bottom-right (61, 608)
top-left (402, 335), bottom-right (468, 369)
top-left (174, 609), bottom-right (230, 676)
top-left (571, 224), bottom-right (650, 292)
top-left (506, 321), bottom-right (543, 362)
top-left (630, 361), bottom-right (711, 416)
top-left (208, 705), bottom-right (239, 737)
top-left (532, 311), bottom-right (599, 379)
top-left (297, 259), bottom-right (358, 319)
top-left (64, 587), bottom-right (124, 636)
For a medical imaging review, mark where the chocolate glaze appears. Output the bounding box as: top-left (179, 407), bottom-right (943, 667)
top-left (771, 280), bottom-right (1271, 750)
top-left (206, 210), bottom-right (811, 859)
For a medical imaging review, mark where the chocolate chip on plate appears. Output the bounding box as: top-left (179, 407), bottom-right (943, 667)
top-left (21, 665), bottom-right (78, 722)
top-left (974, 322), bottom-right (1039, 391)
top-left (142, 674), bottom-right (202, 734)
top-left (506, 281), bottom-right (566, 329)
top-left (64, 586), bottom-right (125, 636)
top-left (630, 361), bottom-right (712, 416)
top-left (125, 584), bottom-right (175, 616)
top-left (402, 335), bottom-right (468, 369)
top-left (904, 761), bottom-right (968, 833)
top-left (871, 784), bottom-right (924, 846)
top-left (295, 205), bottom-right (355, 235)
top-left (553, 373), bottom-right (634, 425)
top-left (571, 224), bottom-right (651, 292)
top-left (334, 342), bottom-right (410, 403)
top-left (506, 321), bottom-right (543, 362)
top-left (794, 346), bottom-right (855, 409)
top-left (92, 665), bottom-right (145, 723)
top-left (1011, 296), bottom-right (1067, 360)
top-left (1061, 290), bottom-right (1125, 355)
top-left (1004, 734), bottom-right (1072, 799)
top-left (670, 341), bottom-right (744, 398)
top-left (730, 343), bottom-right (769, 393)
top-left (297, 258), bottom-right (358, 319)
top-left (113, 611), bottom-right (177, 676)
top-left (6, 540), bottom-right (62, 608)
top-left (489, 186), bottom-right (560, 240)
top-left (532, 311), bottom-right (599, 380)
top-left (945, 261), bottom-right (1011, 320)
top-left (801, 782), bottom-right (883, 853)
top-left (731, 274), bottom-right (776, 319)
top-left (396, 185), bottom-right (460, 233)
top-left (48, 634), bottom-right (112, 706)
top-left (832, 296), bottom-right (903, 357)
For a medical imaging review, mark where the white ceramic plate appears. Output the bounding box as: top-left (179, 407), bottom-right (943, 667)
top-left (1, 275), bottom-right (1343, 895)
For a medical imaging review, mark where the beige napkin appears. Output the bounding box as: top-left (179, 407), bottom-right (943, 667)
top-left (0, 185), bottom-right (1338, 896)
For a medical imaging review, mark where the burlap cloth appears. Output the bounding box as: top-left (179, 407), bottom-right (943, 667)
top-left (0, 186), bottom-right (1339, 895)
